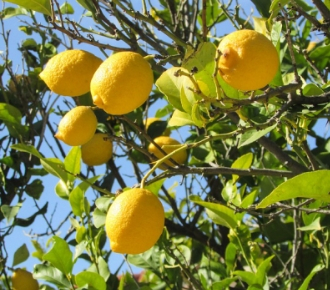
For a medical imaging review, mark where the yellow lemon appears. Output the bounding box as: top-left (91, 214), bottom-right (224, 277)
top-left (144, 117), bottom-right (170, 136)
top-left (81, 133), bottom-right (113, 166)
top-left (55, 106), bottom-right (97, 146)
top-left (39, 49), bottom-right (102, 96)
top-left (218, 30), bottom-right (279, 91)
top-left (148, 136), bottom-right (187, 169)
top-left (90, 52), bottom-right (154, 115)
top-left (12, 269), bottom-right (39, 290)
top-left (105, 188), bottom-right (165, 254)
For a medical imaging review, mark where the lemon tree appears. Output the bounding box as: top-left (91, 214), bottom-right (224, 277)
top-left (1, 1), bottom-right (330, 290)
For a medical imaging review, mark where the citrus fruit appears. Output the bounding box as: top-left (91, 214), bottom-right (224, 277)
top-left (148, 136), bottom-right (187, 169)
top-left (39, 49), bottom-right (102, 96)
top-left (12, 268), bottom-right (39, 290)
top-left (144, 117), bottom-right (170, 136)
top-left (218, 30), bottom-right (279, 91)
top-left (81, 133), bottom-right (113, 166)
top-left (55, 106), bottom-right (97, 146)
top-left (90, 52), bottom-right (154, 115)
top-left (105, 188), bottom-right (165, 254)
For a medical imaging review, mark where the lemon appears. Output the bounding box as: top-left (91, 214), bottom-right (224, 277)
top-left (218, 30), bottom-right (279, 91)
top-left (39, 49), bottom-right (102, 96)
top-left (81, 133), bottom-right (113, 166)
top-left (12, 269), bottom-right (39, 290)
top-left (90, 52), bottom-right (154, 115)
top-left (148, 136), bottom-right (187, 169)
top-left (105, 188), bottom-right (165, 254)
top-left (144, 117), bottom-right (170, 136)
top-left (55, 106), bottom-right (97, 146)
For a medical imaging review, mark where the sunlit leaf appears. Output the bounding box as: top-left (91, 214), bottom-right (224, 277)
top-left (231, 153), bottom-right (253, 183)
top-left (257, 170), bottom-right (330, 208)
top-left (75, 271), bottom-right (106, 290)
top-left (3, 0), bottom-right (51, 15)
top-left (0, 7), bottom-right (28, 19)
top-left (34, 264), bottom-right (71, 287)
top-left (168, 110), bottom-right (195, 127)
top-left (238, 124), bottom-right (277, 148)
top-left (13, 244), bottom-right (29, 266)
top-left (1, 204), bottom-right (21, 224)
top-left (298, 217), bottom-right (322, 231)
top-left (64, 146), bottom-right (81, 183)
top-left (42, 236), bottom-right (73, 275)
top-left (190, 195), bottom-right (238, 229)
top-left (156, 67), bottom-right (185, 111)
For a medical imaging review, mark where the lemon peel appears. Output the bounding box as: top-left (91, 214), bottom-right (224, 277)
top-left (39, 49), bottom-right (102, 96)
top-left (105, 188), bottom-right (164, 254)
top-left (81, 133), bottom-right (113, 166)
top-left (55, 106), bottom-right (97, 146)
top-left (91, 52), bottom-right (154, 115)
top-left (218, 30), bottom-right (279, 91)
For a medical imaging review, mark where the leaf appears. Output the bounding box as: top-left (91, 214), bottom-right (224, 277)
top-left (0, 6), bottom-right (29, 19)
top-left (191, 103), bottom-right (204, 127)
top-left (69, 176), bottom-right (101, 217)
top-left (64, 146), bottom-right (81, 183)
top-left (1, 204), bottom-right (21, 224)
top-left (212, 278), bottom-right (238, 290)
top-left (233, 270), bottom-right (256, 286)
top-left (144, 178), bottom-right (166, 196)
top-left (303, 83), bottom-right (324, 96)
top-left (3, 0), bottom-right (51, 15)
top-left (31, 240), bottom-right (45, 261)
top-left (34, 264), bottom-right (71, 287)
top-left (190, 195), bottom-right (238, 229)
top-left (251, 0), bottom-right (271, 17)
top-left (255, 255), bottom-right (274, 286)
top-left (298, 264), bottom-right (324, 290)
top-left (42, 236), bottom-right (73, 275)
top-left (298, 217), bottom-right (322, 231)
top-left (238, 124), bottom-right (277, 148)
top-left (25, 179), bottom-right (44, 199)
top-left (75, 271), bottom-right (106, 290)
top-left (257, 170), bottom-right (330, 208)
top-left (13, 244), bottom-right (29, 266)
top-left (231, 153), bottom-right (253, 183)
top-left (156, 67), bottom-right (185, 111)
top-left (59, 1), bottom-right (74, 14)
top-left (168, 110), bottom-right (195, 127)
top-left (0, 103), bottom-right (22, 124)
top-left (269, 0), bottom-right (289, 18)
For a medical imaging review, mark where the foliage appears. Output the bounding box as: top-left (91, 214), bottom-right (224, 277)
top-left (1, 0), bottom-right (330, 289)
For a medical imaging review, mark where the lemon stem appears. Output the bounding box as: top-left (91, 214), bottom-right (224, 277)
top-left (143, 54), bottom-right (156, 62)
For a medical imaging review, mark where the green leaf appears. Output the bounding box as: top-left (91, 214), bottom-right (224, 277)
top-left (75, 271), bottom-right (106, 290)
top-left (238, 124), bottom-right (277, 148)
top-left (34, 264), bottom-right (71, 287)
top-left (1, 204), bottom-right (21, 224)
top-left (69, 176), bottom-right (101, 217)
top-left (231, 153), bottom-right (253, 183)
top-left (3, 0), bottom-right (51, 15)
top-left (155, 67), bottom-right (185, 111)
top-left (298, 264), bottom-right (324, 290)
top-left (42, 236), bottom-right (73, 275)
top-left (13, 244), bottom-right (29, 266)
top-left (168, 110), bottom-right (195, 127)
top-left (190, 195), bottom-right (238, 229)
top-left (55, 180), bottom-right (69, 199)
top-left (144, 178), bottom-right (165, 196)
top-left (212, 278), bottom-right (238, 290)
top-left (88, 256), bottom-right (110, 281)
top-left (59, 1), bottom-right (74, 14)
top-left (303, 83), bottom-right (324, 96)
top-left (255, 255), bottom-right (274, 285)
top-left (95, 196), bottom-right (113, 212)
top-left (233, 270), bottom-right (256, 286)
top-left (0, 6), bottom-right (28, 19)
top-left (64, 146), bottom-right (81, 183)
top-left (191, 103), bottom-right (204, 127)
top-left (257, 170), bottom-right (330, 208)
top-left (0, 103), bottom-right (22, 124)
top-left (31, 240), bottom-right (45, 261)
top-left (269, 0), bottom-right (289, 18)
top-left (225, 242), bottom-right (237, 273)
top-left (25, 179), bottom-right (44, 199)
top-left (251, 0), bottom-right (271, 17)
top-left (298, 217), bottom-right (322, 231)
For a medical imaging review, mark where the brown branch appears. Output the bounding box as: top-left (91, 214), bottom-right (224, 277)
top-left (311, 0), bottom-right (330, 21)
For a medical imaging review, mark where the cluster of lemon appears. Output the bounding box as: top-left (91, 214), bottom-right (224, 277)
top-left (36, 29), bottom-right (279, 257)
